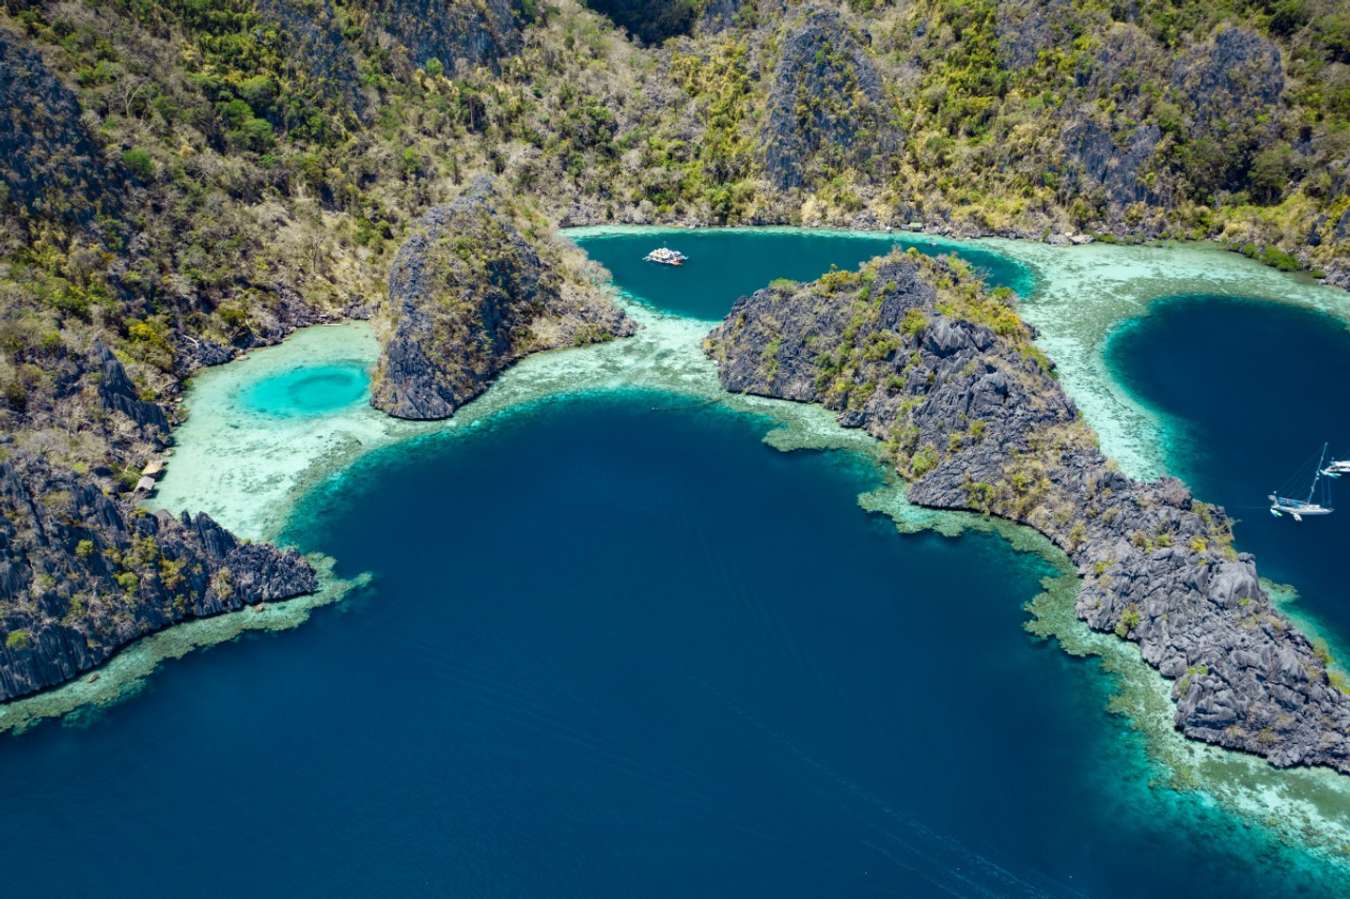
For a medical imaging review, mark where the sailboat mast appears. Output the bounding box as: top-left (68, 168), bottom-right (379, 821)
top-left (1310, 442), bottom-right (1328, 504)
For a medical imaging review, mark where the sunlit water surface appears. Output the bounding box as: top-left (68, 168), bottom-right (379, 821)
top-left (241, 361), bottom-right (370, 417)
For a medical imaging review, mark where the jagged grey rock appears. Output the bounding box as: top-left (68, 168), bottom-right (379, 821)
top-left (760, 5), bottom-right (901, 191)
top-left (0, 27), bottom-right (118, 229)
top-left (995, 0), bottom-right (1073, 70)
top-left (1173, 27), bottom-right (1284, 138)
top-left (371, 176), bottom-right (634, 420)
top-left (367, 0), bottom-right (527, 75)
top-left (257, 0), bottom-right (370, 120)
top-left (94, 342), bottom-right (170, 437)
top-left (0, 457), bottom-right (317, 701)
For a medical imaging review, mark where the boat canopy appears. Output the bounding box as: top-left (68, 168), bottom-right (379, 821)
top-left (643, 247), bottom-right (687, 266)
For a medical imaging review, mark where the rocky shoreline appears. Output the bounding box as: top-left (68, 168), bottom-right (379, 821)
top-left (3, 217), bottom-right (1344, 722)
top-left (3, 0), bottom-right (1348, 732)
top-left (0, 171), bottom-right (640, 705)
top-left (705, 249), bottom-right (1350, 774)
top-left (0, 337), bottom-right (317, 701)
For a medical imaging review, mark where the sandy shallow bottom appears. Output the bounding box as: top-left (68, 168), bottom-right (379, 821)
top-left (8, 230), bottom-right (1350, 871)
top-left (148, 303), bottom-right (864, 542)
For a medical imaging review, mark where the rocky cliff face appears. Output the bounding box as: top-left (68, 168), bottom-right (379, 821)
top-left (0, 27), bottom-right (118, 236)
top-left (257, 0), bottom-right (369, 120)
top-left (995, 0), bottom-right (1072, 70)
top-left (583, 0), bottom-right (698, 45)
top-left (93, 342), bottom-right (170, 436)
top-left (0, 339), bottom-right (317, 701)
top-left (0, 455), bottom-right (316, 701)
top-left (1057, 23), bottom-right (1165, 212)
top-left (1174, 26), bottom-right (1285, 139)
top-left (760, 5), bottom-right (901, 191)
top-left (706, 250), bottom-right (1350, 774)
top-left (1060, 117), bottom-right (1162, 212)
top-left (3, 336), bottom-right (169, 485)
top-left (367, 0), bottom-right (527, 74)
top-left (371, 177), bottom-right (633, 420)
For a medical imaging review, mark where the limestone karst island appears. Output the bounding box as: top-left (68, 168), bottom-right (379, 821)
top-left (6, 1), bottom-right (1350, 895)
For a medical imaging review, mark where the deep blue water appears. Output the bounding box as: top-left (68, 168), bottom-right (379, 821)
top-left (2, 392), bottom-right (1344, 896)
top-left (1106, 295), bottom-right (1350, 650)
top-left (241, 361), bottom-right (370, 416)
top-left (572, 230), bottom-right (1034, 319)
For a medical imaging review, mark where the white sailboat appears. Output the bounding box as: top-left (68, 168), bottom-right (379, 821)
top-left (1270, 443), bottom-right (1335, 522)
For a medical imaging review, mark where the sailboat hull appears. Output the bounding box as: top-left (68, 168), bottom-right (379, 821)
top-left (1268, 494), bottom-right (1332, 521)
top-left (1270, 445), bottom-right (1336, 522)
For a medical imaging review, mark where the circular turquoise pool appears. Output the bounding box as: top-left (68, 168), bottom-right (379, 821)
top-left (240, 362), bottom-right (370, 417)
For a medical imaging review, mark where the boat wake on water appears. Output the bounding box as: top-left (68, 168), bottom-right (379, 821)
top-left (686, 676), bottom-right (1089, 899)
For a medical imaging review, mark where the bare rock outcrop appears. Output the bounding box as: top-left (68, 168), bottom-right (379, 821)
top-left (0, 27), bottom-right (119, 233)
top-left (0, 457), bottom-right (317, 701)
top-left (760, 5), bottom-right (901, 191)
top-left (371, 177), bottom-right (633, 420)
top-left (367, 0), bottom-right (528, 74)
top-left (706, 250), bottom-right (1350, 774)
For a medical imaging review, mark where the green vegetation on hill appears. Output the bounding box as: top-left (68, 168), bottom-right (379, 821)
top-left (882, 0), bottom-right (1349, 243)
top-left (2, 0), bottom-right (1350, 667)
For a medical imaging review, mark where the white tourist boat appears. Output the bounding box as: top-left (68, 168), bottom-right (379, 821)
top-left (643, 247), bottom-right (687, 266)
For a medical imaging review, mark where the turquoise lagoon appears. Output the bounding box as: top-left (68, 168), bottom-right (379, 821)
top-left (3, 230), bottom-right (1350, 896)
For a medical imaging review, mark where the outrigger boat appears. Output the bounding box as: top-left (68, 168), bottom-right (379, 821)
top-left (643, 247), bottom-right (687, 267)
top-left (1270, 443), bottom-right (1335, 522)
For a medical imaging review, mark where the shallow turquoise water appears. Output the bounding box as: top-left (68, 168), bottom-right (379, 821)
top-left (239, 361), bottom-right (370, 416)
top-left (573, 230), bottom-right (1034, 319)
top-left (1, 393), bottom-right (1346, 896)
top-left (1106, 294), bottom-right (1350, 650)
